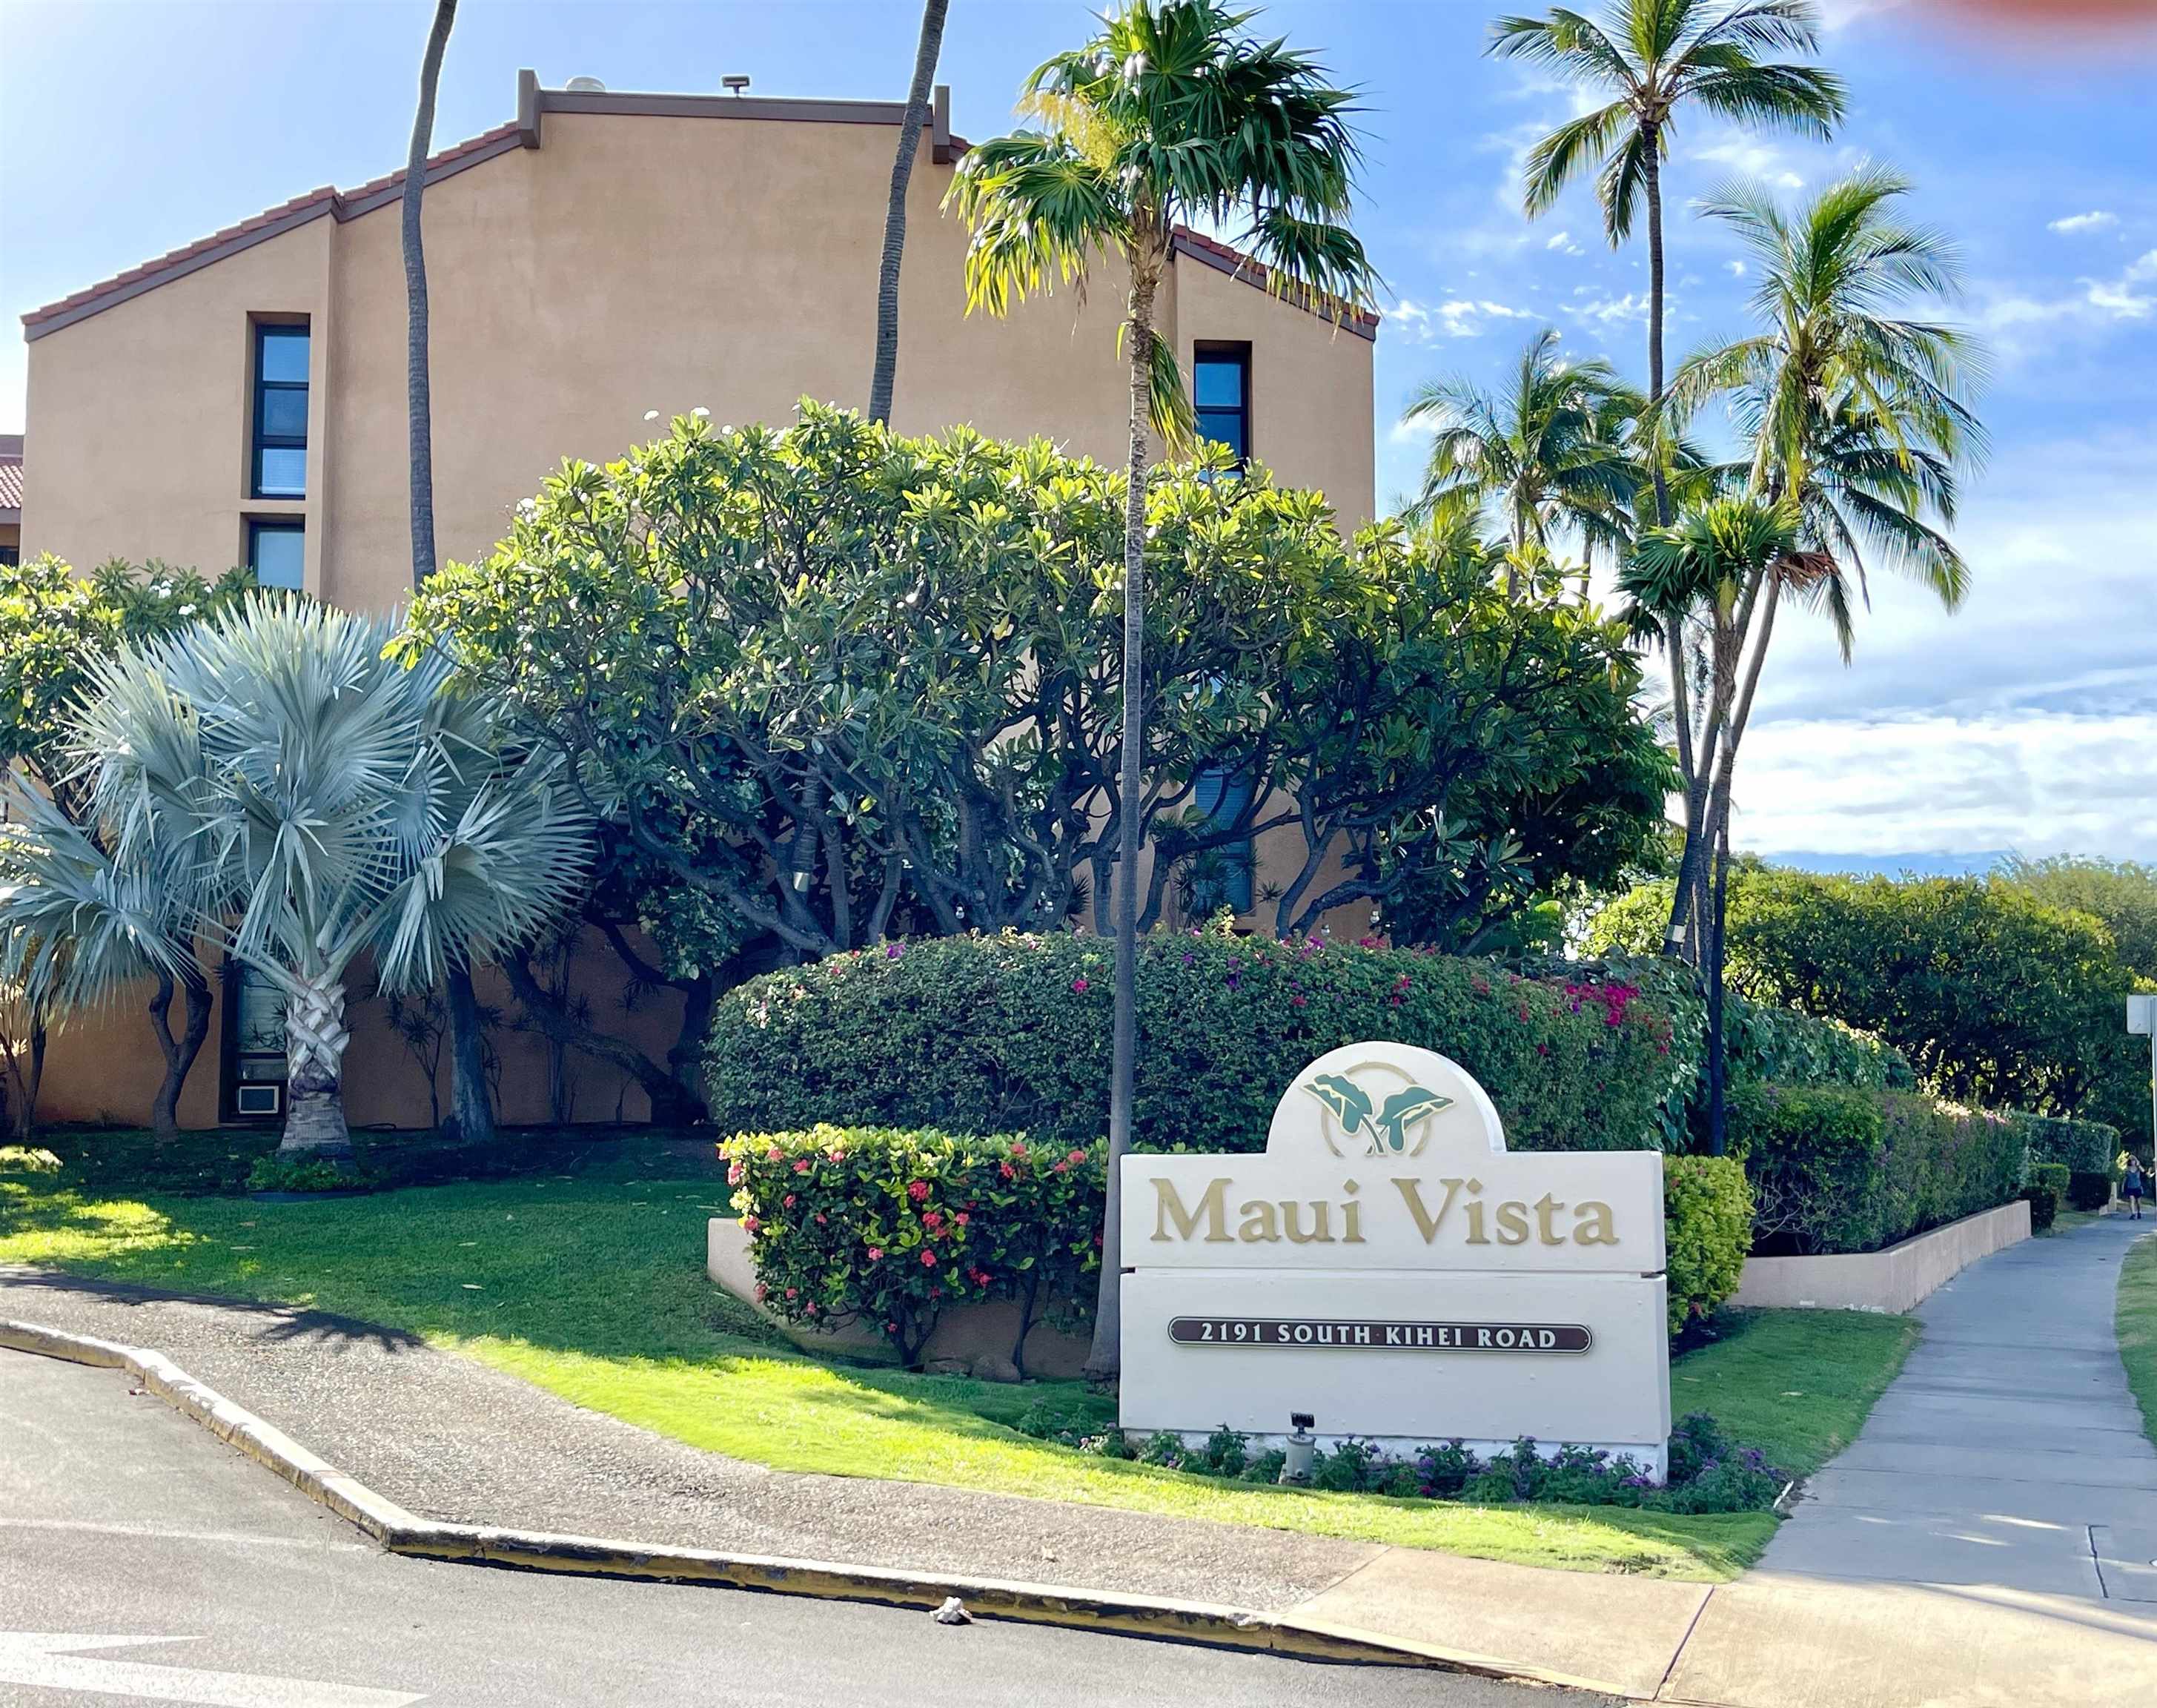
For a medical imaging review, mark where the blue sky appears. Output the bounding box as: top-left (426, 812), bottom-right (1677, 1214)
top-left (2, 1), bottom-right (2153, 863)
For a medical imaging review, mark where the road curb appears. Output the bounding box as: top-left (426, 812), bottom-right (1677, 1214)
top-left (1, 1316), bottom-right (1523, 1681)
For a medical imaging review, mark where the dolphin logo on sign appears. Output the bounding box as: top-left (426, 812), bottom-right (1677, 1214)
top-left (1305, 1063), bottom-right (1453, 1159)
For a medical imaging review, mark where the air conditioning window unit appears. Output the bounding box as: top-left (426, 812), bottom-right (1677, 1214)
top-left (235, 1083), bottom-right (285, 1118)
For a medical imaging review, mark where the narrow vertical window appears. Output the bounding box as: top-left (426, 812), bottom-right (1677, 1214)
top-left (1189, 767), bottom-right (1256, 915)
top-left (251, 323), bottom-right (310, 498)
top-left (1193, 342), bottom-right (1251, 469)
top-left (248, 519), bottom-right (305, 590)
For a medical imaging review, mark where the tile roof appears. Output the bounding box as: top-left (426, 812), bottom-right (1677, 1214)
top-left (21, 122), bottom-right (527, 337)
top-left (0, 461), bottom-right (21, 516)
top-left (1171, 227), bottom-right (1382, 340)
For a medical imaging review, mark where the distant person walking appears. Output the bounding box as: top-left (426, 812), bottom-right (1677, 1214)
top-left (2122, 1157), bottom-right (2146, 1219)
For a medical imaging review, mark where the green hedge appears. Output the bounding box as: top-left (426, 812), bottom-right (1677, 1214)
top-left (709, 930), bottom-right (1677, 1156)
top-left (1664, 1156), bottom-right (1752, 1334)
top-left (1729, 1084), bottom-right (2024, 1256)
top-left (719, 1125), bottom-right (1104, 1370)
top-left (2068, 1171), bottom-right (2115, 1212)
top-left (2012, 1113), bottom-right (2121, 1176)
top-left (2024, 1160), bottom-right (2069, 1232)
top-left (1553, 956), bottom-right (1913, 1151)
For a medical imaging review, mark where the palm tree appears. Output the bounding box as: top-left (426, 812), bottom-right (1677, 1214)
top-left (1491, 0), bottom-right (1843, 947)
top-left (948, 0), bottom-right (1376, 1377)
top-left (869, 0), bottom-right (951, 426)
top-left (400, 1), bottom-right (494, 1142)
top-left (1404, 327), bottom-right (1643, 593)
top-left (0, 600), bottom-right (591, 1155)
top-left (1638, 165), bottom-right (1984, 1145)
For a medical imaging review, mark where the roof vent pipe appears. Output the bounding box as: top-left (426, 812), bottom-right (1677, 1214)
top-left (565, 76), bottom-right (606, 93)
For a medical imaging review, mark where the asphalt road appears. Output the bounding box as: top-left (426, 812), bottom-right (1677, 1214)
top-left (0, 1349), bottom-right (1615, 1708)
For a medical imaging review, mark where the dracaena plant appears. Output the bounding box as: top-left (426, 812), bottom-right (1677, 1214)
top-left (0, 597), bottom-right (592, 1154)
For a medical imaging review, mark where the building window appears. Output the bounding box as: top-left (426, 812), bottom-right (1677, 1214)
top-left (222, 959), bottom-right (288, 1121)
top-left (1193, 342), bottom-right (1251, 469)
top-left (0, 546), bottom-right (16, 567)
top-left (248, 519), bottom-right (305, 590)
top-left (1188, 766), bottom-right (1256, 916)
top-left (251, 322), bottom-right (310, 498)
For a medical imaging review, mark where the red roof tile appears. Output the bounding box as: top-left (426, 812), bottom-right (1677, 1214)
top-left (1171, 225), bottom-right (1382, 334)
top-left (0, 460), bottom-right (21, 514)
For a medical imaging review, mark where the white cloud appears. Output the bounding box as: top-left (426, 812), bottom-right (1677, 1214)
top-left (1695, 136), bottom-right (1805, 191)
top-left (1391, 295), bottom-right (1535, 342)
top-left (1726, 259), bottom-right (1747, 277)
top-left (1565, 291), bottom-right (1650, 325)
top-left (1545, 230), bottom-right (1583, 256)
top-left (1977, 249), bottom-right (2157, 342)
top-left (2048, 210), bottom-right (2118, 235)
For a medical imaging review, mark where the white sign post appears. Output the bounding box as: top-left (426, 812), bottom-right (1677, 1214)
top-left (2129, 994), bottom-right (2156, 1160)
top-left (1120, 1042), bottom-right (1672, 1480)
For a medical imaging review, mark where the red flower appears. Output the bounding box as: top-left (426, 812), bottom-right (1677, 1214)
top-left (921, 1250), bottom-right (938, 1268)
top-left (804, 1302), bottom-right (819, 1317)
top-left (740, 1214), bottom-right (762, 1234)
top-left (783, 1194), bottom-right (796, 1208)
top-left (726, 1162), bottom-right (746, 1185)
top-left (784, 1288), bottom-right (798, 1300)
top-left (907, 1180), bottom-right (930, 1202)
top-left (765, 1146), bottom-right (782, 1162)
top-left (955, 1211), bottom-right (970, 1226)
top-left (1066, 1148), bottom-right (1087, 1165)
top-left (998, 1162), bottom-right (1017, 1180)
top-left (1071, 977), bottom-right (1090, 993)
top-left (921, 1210), bottom-right (944, 1233)
top-left (867, 1246), bottom-right (884, 1262)
top-left (815, 1212), bottom-right (828, 1225)
top-left (794, 1159), bottom-right (812, 1174)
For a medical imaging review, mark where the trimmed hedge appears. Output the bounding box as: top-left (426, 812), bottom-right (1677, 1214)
top-left (720, 1125), bottom-right (1104, 1370)
top-left (2068, 1171), bottom-right (2115, 1212)
top-left (1664, 1156), bottom-right (1752, 1335)
top-left (2013, 1112), bottom-right (2121, 1176)
top-left (2024, 1160), bottom-right (2069, 1232)
top-left (1729, 1083), bottom-right (2024, 1256)
top-left (1551, 955), bottom-right (1914, 1151)
top-left (709, 930), bottom-right (1677, 1156)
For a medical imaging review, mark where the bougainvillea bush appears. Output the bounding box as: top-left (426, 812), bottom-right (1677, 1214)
top-left (719, 1125), bottom-right (1103, 1369)
top-left (708, 928), bottom-right (1677, 1156)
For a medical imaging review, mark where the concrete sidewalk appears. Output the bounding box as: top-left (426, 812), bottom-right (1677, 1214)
top-left (8, 1225), bottom-right (2157, 1705)
top-left (1760, 1212), bottom-right (2157, 1601)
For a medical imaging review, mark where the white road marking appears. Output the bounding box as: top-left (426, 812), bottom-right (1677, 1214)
top-left (0, 1517), bottom-right (362, 1550)
top-left (0, 1632), bottom-right (426, 1705)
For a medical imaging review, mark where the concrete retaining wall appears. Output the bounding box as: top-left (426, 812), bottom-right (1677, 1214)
top-left (1731, 1199), bottom-right (2032, 1315)
top-left (706, 1218), bottom-right (1090, 1378)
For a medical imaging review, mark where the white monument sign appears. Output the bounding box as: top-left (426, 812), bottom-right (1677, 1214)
top-left (1119, 1042), bottom-right (1672, 1477)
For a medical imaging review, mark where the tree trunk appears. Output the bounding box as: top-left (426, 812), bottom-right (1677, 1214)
top-left (443, 962), bottom-right (495, 1141)
top-left (146, 965), bottom-right (213, 1145)
top-left (280, 975), bottom-right (351, 1155)
top-left (867, 0), bottom-right (948, 426)
top-left (402, 0), bottom-right (455, 589)
top-left (1706, 813), bottom-right (1732, 1156)
top-left (1084, 246), bottom-right (1162, 1383)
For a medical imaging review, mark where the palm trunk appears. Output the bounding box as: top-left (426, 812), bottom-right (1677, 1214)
top-left (1084, 245), bottom-right (1162, 1383)
top-left (443, 962), bottom-right (494, 1141)
top-left (402, 0), bottom-right (455, 590)
top-left (146, 965), bottom-right (214, 1145)
top-left (867, 0), bottom-right (948, 426)
top-left (280, 974), bottom-right (351, 1155)
top-left (1706, 812), bottom-right (1732, 1156)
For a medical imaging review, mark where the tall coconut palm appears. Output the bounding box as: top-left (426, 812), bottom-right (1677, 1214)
top-left (868, 0), bottom-right (951, 426)
top-left (1641, 165), bottom-right (1984, 1144)
top-left (1491, 0), bottom-right (1844, 949)
top-left (948, 0), bottom-right (1376, 1377)
top-left (400, 1), bottom-right (494, 1140)
top-left (0, 600), bottom-right (591, 1155)
top-left (1404, 327), bottom-right (1644, 594)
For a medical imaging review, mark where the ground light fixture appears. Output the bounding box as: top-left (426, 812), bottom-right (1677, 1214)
top-left (1279, 1414), bottom-right (1318, 1485)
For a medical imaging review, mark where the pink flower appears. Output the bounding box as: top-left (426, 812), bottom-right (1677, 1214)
top-left (1067, 1148), bottom-right (1087, 1165)
top-left (907, 1180), bottom-right (930, 1202)
top-left (726, 1162), bottom-right (746, 1185)
top-left (999, 1162), bottom-right (1017, 1180)
top-left (921, 1210), bottom-right (944, 1233)
top-left (784, 1288), bottom-right (798, 1300)
top-left (794, 1159), bottom-right (811, 1174)
top-left (754, 1282), bottom-right (768, 1301)
top-left (783, 1194), bottom-right (796, 1208)
top-left (867, 1246), bottom-right (884, 1262)
top-left (815, 1212), bottom-right (828, 1225)
top-left (887, 942), bottom-right (906, 959)
top-left (921, 1250), bottom-right (938, 1268)
top-left (804, 1302), bottom-right (818, 1317)
top-left (765, 1146), bottom-right (782, 1162)
top-left (955, 1211), bottom-right (970, 1226)
top-left (741, 1214), bottom-right (762, 1234)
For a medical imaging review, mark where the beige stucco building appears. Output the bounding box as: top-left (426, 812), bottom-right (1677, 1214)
top-left (16, 72), bottom-right (1377, 1133)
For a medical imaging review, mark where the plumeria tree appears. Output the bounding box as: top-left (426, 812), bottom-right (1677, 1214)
top-left (0, 599), bottom-right (592, 1153)
top-left (947, 0), bottom-right (1378, 1377)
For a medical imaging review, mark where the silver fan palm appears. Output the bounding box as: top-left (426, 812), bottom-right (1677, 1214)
top-left (1, 597), bottom-right (591, 1153)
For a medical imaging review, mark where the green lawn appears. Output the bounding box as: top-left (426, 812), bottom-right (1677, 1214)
top-left (2119, 1228), bottom-right (2157, 1452)
top-left (0, 1140), bottom-right (1917, 1582)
